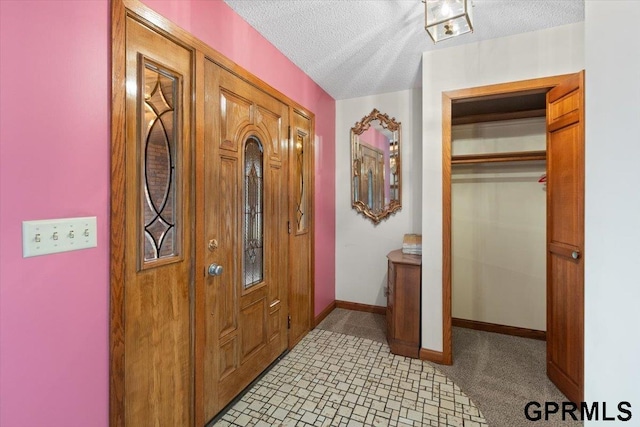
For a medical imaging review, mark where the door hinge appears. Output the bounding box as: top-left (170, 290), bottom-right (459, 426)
top-left (287, 220), bottom-right (291, 234)
top-left (287, 314), bottom-right (291, 329)
top-left (288, 125), bottom-right (291, 141)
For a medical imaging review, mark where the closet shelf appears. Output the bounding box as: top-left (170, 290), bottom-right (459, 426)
top-left (451, 150), bottom-right (546, 165)
top-left (452, 109), bottom-right (546, 125)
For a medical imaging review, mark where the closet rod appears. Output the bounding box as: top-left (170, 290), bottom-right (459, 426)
top-left (451, 150), bottom-right (546, 165)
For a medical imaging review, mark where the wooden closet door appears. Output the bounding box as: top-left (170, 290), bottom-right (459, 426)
top-left (202, 60), bottom-right (289, 420)
top-left (546, 71), bottom-right (584, 403)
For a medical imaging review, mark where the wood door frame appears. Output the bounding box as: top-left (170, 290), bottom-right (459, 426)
top-left (110, 1), bottom-right (316, 426)
top-left (440, 74), bottom-right (576, 365)
top-left (110, 1), bottom-right (126, 425)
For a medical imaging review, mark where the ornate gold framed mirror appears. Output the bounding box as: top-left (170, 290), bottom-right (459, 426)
top-left (351, 109), bottom-right (401, 224)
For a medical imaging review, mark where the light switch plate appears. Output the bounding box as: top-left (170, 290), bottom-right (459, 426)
top-left (22, 216), bottom-right (97, 257)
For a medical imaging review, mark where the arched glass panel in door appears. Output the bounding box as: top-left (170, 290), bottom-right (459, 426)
top-left (243, 137), bottom-right (264, 288)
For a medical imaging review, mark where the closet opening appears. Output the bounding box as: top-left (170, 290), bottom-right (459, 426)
top-left (451, 91), bottom-right (548, 340)
top-left (441, 73), bottom-right (585, 403)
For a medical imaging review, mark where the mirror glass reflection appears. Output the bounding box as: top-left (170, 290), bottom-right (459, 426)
top-left (351, 109), bottom-right (401, 224)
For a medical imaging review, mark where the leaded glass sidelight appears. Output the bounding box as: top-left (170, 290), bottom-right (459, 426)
top-left (141, 63), bottom-right (180, 264)
top-left (295, 134), bottom-right (308, 232)
top-left (243, 137), bottom-right (264, 288)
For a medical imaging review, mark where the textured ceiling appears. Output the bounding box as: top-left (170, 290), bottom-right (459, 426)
top-left (224, 0), bottom-right (584, 100)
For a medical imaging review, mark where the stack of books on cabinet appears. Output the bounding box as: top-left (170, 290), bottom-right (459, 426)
top-left (402, 234), bottom-right (422, 255)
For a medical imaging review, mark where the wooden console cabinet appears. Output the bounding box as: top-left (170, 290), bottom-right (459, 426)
top-left (386, 249), bottom-right (421, 358)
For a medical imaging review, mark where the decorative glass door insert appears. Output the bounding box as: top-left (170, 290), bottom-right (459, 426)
top-left (141, 62), bottom-right (181, 265)
top-left (243, 136), bottom-right (264, 288)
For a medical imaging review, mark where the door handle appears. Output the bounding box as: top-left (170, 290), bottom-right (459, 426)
top-left (207, 263), bottom-right (224, 276)
top-left (571, 250), bottom-right (580, 260)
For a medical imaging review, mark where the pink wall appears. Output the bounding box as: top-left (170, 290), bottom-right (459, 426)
top-left (140, 0), bottom-right (336, 316)
top-left (0, 1), bottom-right (110, 426)
top-left (0, 1), bottom-right (335, 426)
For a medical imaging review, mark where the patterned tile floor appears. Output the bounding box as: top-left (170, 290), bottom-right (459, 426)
top-left (213, 329), bottom-right (488, 427)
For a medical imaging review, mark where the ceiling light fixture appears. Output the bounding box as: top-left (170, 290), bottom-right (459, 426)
top-left (424, 0), bottom-right (474, 43)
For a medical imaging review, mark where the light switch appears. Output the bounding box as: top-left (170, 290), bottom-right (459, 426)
top-left (22, 216), bottom-right (97, 257)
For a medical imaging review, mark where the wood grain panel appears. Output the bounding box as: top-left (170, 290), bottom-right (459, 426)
top-left (124, 275), bottom-right (191, 425)
top-left (268, 306), bottom-right (281, 342)
top-left (110, 1), bottom-right (127, 425)
top-left (445, 74), bottom-right (575, 102)
top-left (386, 250), bottom-right (421, 359)
top-left (267, 163), bottom-right (284, 308)
top-left (122, 16), bottom-right (193, 427)
top-left (193, 49), bottom-right (206, 427)
top-left (218, 156), bottom-right (240, 336)
top-left (547, 254), bottom-right (582, 390)
top-left (240, 298), bottom-right (267, 360)
top-left (220, 89), bottom-right (251, 152)
top-left (335, 300), bottom-right (386, 315)
top-left (549, 124), bottom-right (581, 245)
top-left (393, 265), bottom-right (421, 342)
top-left (202, 58), bottom-right (223, 422)
top-left (547, 72), bottom-right (581, 104)
top-left (546, 71), bottom-right (584, 404)
top-left (548, 90), bottom-right (579, 123)
top-left (114, 2), bottom-right (316, 425)
top-left (386, 261), bottom-right (394, 341)
top-left (218, 336), bottom-right (237, 380)
top-left (204, 62), bottom-right (291, 418)
top-left (261, 99), bottom-right (288, 355)
top-left (256, 90), bottom-right (288, 345)
top-left (452, 318), bottom-right (546, 341)
top-left (288, 109), bottom-right (314, 349)
top-left (419, 348), bottom-right (447, 364)
top-left (442, 93), bottom-right (453, 365)
top-left (257, 106), bottom-right (283, 161)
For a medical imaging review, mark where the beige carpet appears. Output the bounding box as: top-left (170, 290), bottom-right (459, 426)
top-left (316, 308), bottom-right (388, 344)
top-left (317, 308), bottom-right (583, 427)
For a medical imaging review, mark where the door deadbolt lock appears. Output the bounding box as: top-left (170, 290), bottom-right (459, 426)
top-left (207, 263), bottom-right (223, 277)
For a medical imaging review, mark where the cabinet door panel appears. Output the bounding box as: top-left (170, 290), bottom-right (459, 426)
top-left (386, 250), bottom-right (421, 358)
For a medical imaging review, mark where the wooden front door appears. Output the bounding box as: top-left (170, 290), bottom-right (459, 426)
top-left (202, 60), bottom-right (289, 420)
top-left (546, 71), bottom-right (584, 403)
top-left (114, 5), bottom-right (315, 425)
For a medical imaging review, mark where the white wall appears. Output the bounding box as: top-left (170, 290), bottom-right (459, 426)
top-left (336, 89), bottom-right (422, 306)
top-left (584, 1), bottom-right (640, 419)
top-left (422, 22), bottom-right (584, 351)
top-left (452, 119), bottom-right (546, 331)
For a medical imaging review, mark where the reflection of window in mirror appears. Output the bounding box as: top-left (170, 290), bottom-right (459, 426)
top-left (350, 109), bottom-right (401, 224)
